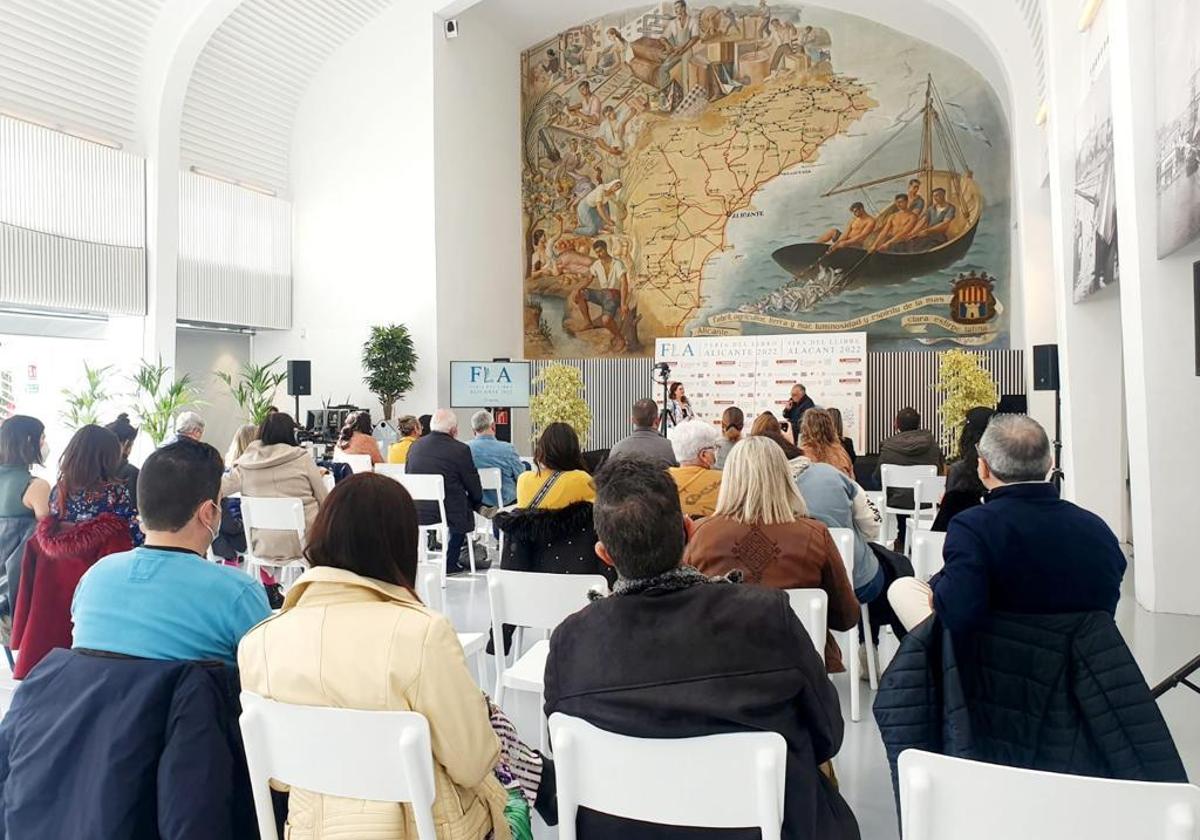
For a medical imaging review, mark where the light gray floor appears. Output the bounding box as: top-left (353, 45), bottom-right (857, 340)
top-left (444, 560), bottom-right (1200, 840)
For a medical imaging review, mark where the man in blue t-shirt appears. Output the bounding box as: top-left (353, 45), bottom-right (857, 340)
top-left (72, 439), bottom-right (271, 665)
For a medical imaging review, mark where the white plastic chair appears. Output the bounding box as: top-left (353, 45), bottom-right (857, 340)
top-left (374, 463), bottom-right (406, 478)
top-left (880, 464), bottom-right (939, 553)
top-left (418, 568), bottom-right (487, 686)
top-left (240, 497), bottom-right (308, 589)
top-left (488, 569), bottom-right (607, 751)
top-left (898, 749), bottom-right (1200, 840)
top-left (550, 713), bottom-right (787, 840)
top-left (784, 588), bottom-right (829, 668)
top-left (332, 451), bottom-right (373, 475)
top-left (471, 467), bottom-right (508, 570)
top-left (239, 692), bottom-right (438, 840)
top-left (393, 474), bottom-right (451, 586)
top-left (828, 526), bottom-right (877, 721)
top-left (908, 476), bottom-right (947, 538)
top-left (911, 530), bottom-right (948, 582)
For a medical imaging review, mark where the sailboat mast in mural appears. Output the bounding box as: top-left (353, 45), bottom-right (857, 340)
top-left (772, 75), bottom-right (981, 288)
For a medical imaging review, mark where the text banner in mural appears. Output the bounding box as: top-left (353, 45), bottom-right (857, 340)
top-left (655, 332), bottom-right (867, 454)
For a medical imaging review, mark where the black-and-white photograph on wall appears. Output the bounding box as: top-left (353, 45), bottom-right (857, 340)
top-left (1155, 0), bottom-right (1200, 258)
top-left (1072, 9), bottom-right (1118, 303)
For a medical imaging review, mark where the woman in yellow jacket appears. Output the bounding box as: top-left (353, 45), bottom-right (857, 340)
top-left (238, 473), bottom-right (512, 840)
top-left (515, 422), bottom-right (594, 509)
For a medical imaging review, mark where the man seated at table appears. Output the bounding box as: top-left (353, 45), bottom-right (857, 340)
top-left (887, 414), bottom-right (1127, 633)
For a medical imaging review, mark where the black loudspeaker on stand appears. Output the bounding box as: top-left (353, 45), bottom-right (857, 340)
top-left (1032, 344), bottom-right (1064, 492)
top-left (287, 360), bottom-right (312, 423)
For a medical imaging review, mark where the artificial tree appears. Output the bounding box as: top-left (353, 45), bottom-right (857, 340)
top-left (529, 363), bottom-right (591, 447)
top-left (61, 362), bottom-right (114, 430)
top-left (216, 356), bottom-right (288, 425)
top-left (362, 324), bottom-right (418, 421)
top-left (935, 349), bottom-right (998, 458)
top-left (130, 358), bottom-right (200, 447)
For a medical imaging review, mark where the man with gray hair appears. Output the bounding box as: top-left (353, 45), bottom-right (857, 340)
top-left (405, 408), bottom-right (486, 574)
top-left (466, 409), bottom-right (526, 508)
top-left (888, 414), bottom-right (1126, 633)
top-left (667, 420), bottom-right (723, 516)
top-left (162, 411), bottom-right (205, 447)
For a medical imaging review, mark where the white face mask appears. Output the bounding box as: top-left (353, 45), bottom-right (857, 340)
top-left (204, 500), bottom-right (222, 544)
top-left (39, 441), bottom-right (50, 463)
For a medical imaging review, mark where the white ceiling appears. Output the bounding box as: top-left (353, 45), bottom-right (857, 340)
top-left (0, 0), bottom-right (165, 149)
top-left (178, 0), bottom-right (397, 195)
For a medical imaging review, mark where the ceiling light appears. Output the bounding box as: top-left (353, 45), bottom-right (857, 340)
top-left (1077, 0), bottom-right (1104, 31)
top-left (1035, 100), bottom-right (1049, 126)
top-left (188, 166), bottom-right (278, 198)
top-left (0, 108), bottom-right (123, 150)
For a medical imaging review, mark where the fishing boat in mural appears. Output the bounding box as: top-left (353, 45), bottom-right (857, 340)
top-left (772, 75), bottom-right (982, 288)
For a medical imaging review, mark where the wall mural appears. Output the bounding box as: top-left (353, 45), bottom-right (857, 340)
top-left (521, 2), bottom-right (1012, 359)
top-left (1155, 0), bottom-right (1200, 259)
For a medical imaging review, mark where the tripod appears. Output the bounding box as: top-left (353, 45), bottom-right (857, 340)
top-left (1049, 386), bottom-right (1065, 492)
top-left (655, 367), bottom-right (672, 437)
top-left (1152, 653), bottom-right (1200, 699)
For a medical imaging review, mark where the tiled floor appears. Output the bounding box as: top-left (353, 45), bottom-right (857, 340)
top-left (442, 560), bottom-right (1200, 840)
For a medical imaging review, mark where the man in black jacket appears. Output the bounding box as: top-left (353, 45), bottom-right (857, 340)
top-left (405, 408), bottom-right (485, 575)
top-left (783, 383), bottom-right (815, 444)
top-left (544, 457), bottom-right (859, 840)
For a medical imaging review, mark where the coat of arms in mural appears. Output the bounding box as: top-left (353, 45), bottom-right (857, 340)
top-left (521, 2), bottom-right (1012, 359)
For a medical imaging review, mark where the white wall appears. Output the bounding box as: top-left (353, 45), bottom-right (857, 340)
top-left (174, 327), bottom-right (250, 459)
top-left (256, 1), bottom-right (442, 423)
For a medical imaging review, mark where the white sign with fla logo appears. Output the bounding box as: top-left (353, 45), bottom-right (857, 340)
top-left (449, 361), bottom-right (532, 408)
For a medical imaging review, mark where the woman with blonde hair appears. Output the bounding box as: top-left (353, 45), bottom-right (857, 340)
top-left (799, 408), bottom-right (853, 478)
top-left (825, 406), bottom-right (857, 465)
top-left (224, 423), bottom-right (259, 467)
top-left (684, 436), bottom-right (859, 671)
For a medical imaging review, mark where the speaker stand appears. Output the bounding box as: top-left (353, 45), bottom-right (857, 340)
top-left (294, 394), bottom-right (301, 426)
top-left (1050, 386), bottom-right (1065, 493)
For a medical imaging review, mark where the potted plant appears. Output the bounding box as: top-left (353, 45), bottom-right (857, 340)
top-left (935, 349), bottom-right (998, 457)
top-left (130, 358), bottom-right (201, 447)
top-left (216, 357), bottom-right (288, 425)
top-left (529, 363), bottom-right (591, 447)
top-left (361, 324), bottom-right (419, 421)
top-left (61, 362), bottom-right (114, 430)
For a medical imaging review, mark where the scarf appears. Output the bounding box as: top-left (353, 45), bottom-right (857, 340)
top-left (589, 564), bottom-right (743, 601)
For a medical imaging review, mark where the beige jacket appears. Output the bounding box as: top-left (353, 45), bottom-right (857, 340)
top-left (238, 567), bottom-right (511, 840)
top-left (221, 442), bottom-right (328, 560)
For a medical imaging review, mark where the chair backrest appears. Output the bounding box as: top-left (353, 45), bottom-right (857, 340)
top-left (418, 566), bottom-right (442, 612)
top-left (332, 451), bottom-right (373, 474)
top-left (478, 467), bottom-right (502, 494)
top-left (487, 568), bottom-right (606, 633)
top-left (375, 463), bottom-right (406, 478)
top-left (240, 692), bottom-right (438, 840)
top-left (826, 526), bottom-right (856, 583)
top-left (913, 476), bottom-right (947, 513)
top-left (240, 497), bottom-right (307, 559)
top-left (785, 588), bottom-right (828, 666)
top-left (911, 530), bottom-right (947, 581)
top-left (520, 456), bottom-right (536, 471)
top-left (397, 473), bottom-right (446, 502)
top-left (881, 464), bottom-right (939, 512)
top-left (898, 749), bottom-right (1200, 840)
top-left (550, 713), bottom-right (786, 840)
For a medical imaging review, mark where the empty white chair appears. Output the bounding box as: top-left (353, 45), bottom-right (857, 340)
top-left (911, 530), bottom-right (948, 582)
top-left (418, 568), bottom-right (488, 686)
top-left (332, 451), bottom-right (373, 475)
top-left (880, 464), bottom-right (939, 553)
top-left (471, 467), bottom-right (507, 570)
top-left (240, 497), bottom-right (308, 589)
top-left (785, 588), bottom-right (829, 668)
top-left (393, 474), bottom-right (450, 587)
top-left (374, 462), bottom-right (406, 478)
top-left (488, 569), bottom-right (607, 751)
top-left (898, 749), bottom-right (1200, 840)
top-left (909, 476), bottom-right (947, 536)
top-left (828, 526), bottom-right (877, 721)
top-left (550, 713), bottom-right (787, 840)
top-left (240, 692), bottom-right (438, 840)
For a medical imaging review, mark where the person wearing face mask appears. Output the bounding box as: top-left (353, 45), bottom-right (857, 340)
top-left (71, 439), bottom-right (271, 665)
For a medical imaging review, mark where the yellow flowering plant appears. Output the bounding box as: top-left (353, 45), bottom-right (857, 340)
top-left (935, 349), bottom-right (998, 458)
top-left (529, 363), bottom-right (591, 448)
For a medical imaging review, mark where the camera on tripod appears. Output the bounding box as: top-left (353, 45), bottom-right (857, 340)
top-left (653, 361), bottom-right (671, 382)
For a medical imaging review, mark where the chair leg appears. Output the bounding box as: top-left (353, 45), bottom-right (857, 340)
top-left (847, 630), bottom-right (861, 722)
top-left (540, 695), bottom-right (551, 756)
top-left (467, 537), bottom-right (477, 574)
top-left (862, 606), bottom-right (879, 690)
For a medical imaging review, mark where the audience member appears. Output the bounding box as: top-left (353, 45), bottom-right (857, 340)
top-left (51, 424), bottom-right (142, 545)
top-left (715, 406), bottom-right (744, 468)
top-left (607, 398), bottom-right (678, 467)
top-left (545, 456), bottom-right (859, 840)
top-left (336, 410), bottom-right (384, 464)
top-left (468, 410), bottom-right (526, 508)
top-left (239, 474), bottom-right (539, 839)
top-left (386, 414), bottom-right (422, 464)
top-left (667, 420), bottom-right (723, 517)
top-left (685, 436), bottom-right (859, 671)
top-left (873, 407), bottom-right (943, 509)
top-left (73, 440), bottom-right (271, 664)
top-left (750, 410), bottom-right (802, 460)
top-left (407, 409), bottom-right (485, 575)
top-left (799, 409), bottom-right (854, 478)
top-left (783, 383), bottom-right (815, 444)
top-left (517, 423), bottom-right (594, 508)
top-left (419, 413), bottom-right (433, 437)
top-left (0, 416), bottom-right (50, 630)
top-left (167, 411), bottom-right (205, 445)
top-left (888, 415), bottom-right (1127, 633)
top-left (105, 413), bottom-right (140, 488)
top-left (223, 423), bottom-right (258, 467)
top-left (222, 412), bottom-right (328, 562)
top-left (932, 406), bottom-right (994, 531)
top-left (826, 407), bottom-right (856, 465)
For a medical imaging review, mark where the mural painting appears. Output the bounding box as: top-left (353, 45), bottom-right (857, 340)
top-left (521, 2), bottom-right (1012, 358)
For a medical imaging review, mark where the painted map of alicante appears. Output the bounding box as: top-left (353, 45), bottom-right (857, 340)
top-left (521, 2), bottom-right (1012, 358)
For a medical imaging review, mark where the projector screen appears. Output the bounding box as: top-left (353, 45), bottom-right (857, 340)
top-left (450, 361), bottom-right (531, 408)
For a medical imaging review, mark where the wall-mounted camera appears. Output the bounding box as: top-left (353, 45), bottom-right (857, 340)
top-left (444, 19), bottom-right (459, 39)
